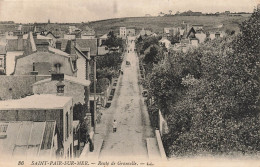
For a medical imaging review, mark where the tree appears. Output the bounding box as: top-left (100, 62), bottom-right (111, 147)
top-left (103, 31), bottom-right (124, 49)
top-left (167, 8), bottom-right (260, 155)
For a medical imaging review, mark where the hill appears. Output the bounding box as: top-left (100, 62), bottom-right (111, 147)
top-left (88, 15), bottom-right (250, 36)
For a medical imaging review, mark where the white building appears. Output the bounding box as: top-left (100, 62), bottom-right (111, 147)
top-left (119, 27), bottom-right (126, 39)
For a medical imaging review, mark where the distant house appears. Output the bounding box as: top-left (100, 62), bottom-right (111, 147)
top-left (164, 27), bottom-right (180, 37)
top-left (159, 38), bottom-right (171, 50)
top-left (126, 29), bottom-right (135, 36)
top-left (151, 33), bottom-right (158, 37)
top-left (208, 31), bottom-right (226, 40)
top-left (64, 34), bottom-right (76, 40)
top-left (0, 94), bottom-right (74, 159)
top-left (119, 27), bottom-right (126, 39)
top-left (195, 32), bottom-right (207, 43)
top-left (81, 26), bottom-right (95, 39)
top-left (139, 28), bottom-right (152, 37)
top-left (46, 31), bottom-right (59, 47)
top-left (0, 121), bottom-right (58, 158)
top-left (192, 24), bottom-right (203, 31)
top-left (186, 27), bottom-right (199, 46)
top-left (99, 33), bottom-right (108, 46)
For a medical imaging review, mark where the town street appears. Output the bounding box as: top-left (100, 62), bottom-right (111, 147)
top-left (97, 38), bottom-right (155, 160)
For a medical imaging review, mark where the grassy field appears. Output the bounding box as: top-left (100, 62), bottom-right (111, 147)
top-left (89, 15), bottom-right (249, 36)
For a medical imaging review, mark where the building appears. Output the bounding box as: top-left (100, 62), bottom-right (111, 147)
top-left (192, 24), bottom-right (203, 31)
top-left (164, 27), bottom-right (180, 37)
top-left (159, 38), bottom-right (171, 50)
top-left (119, 27), bottom-right (126, 39)
top-left (14, 41), bottom-right (77, 76)
top-left (99, 33), bottom-right (108, 46)
top-left (81, 26), bottom-right (95, 39)
top-left (5, 33), bottom-right (34, 75)
top-left (0, 45), bottom-right (6, 74)
top-left (138, 28), bottom-right (152, 37)
top-left (0, 121), bottom-right (58, 158)
top-left (208, 31), bottom-right (226, 40)
top-left (33, 74), bottom-right (91, 105)
top-left (64, 34), bottom-right (76, 40)
top-left (0, 94), bottom-right (74, 158)
top-left (126, 29), bottom-right (135, 36)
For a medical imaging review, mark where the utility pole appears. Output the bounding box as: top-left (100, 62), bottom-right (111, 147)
top-left (93, 38), bottom-right (98, 133)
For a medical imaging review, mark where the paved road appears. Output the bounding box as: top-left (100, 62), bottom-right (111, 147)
top-left (98, 37), bottom-right (154, 160)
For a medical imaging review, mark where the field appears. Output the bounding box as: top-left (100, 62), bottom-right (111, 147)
top-left (0, 15), bottom-right (250, 37)
top-left (89, 15), bottom-right (250, 36)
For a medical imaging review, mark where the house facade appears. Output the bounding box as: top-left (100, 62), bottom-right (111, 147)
top-left (14, 42), bottom-right (77, 76)
top-left (33, 74), bottom-right (90, 105)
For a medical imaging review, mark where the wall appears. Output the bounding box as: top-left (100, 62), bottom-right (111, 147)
top-left (63, 98), bottom-right (73, 158)
top-left (6, 51), bottom-right (23, 75)
top-left (33, 80), bottom-right (86, 105)
top-left (0, 75), bottom-right (50, 100)
top-left (76, 52), bottom-right (86, 81)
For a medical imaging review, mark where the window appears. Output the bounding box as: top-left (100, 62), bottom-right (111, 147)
top-left (0, 58), bottom-right (3, 68)
top-left (0, 124), bottom-right (8, 139)
top-left (66, 113), bottom-right (69, 139)
top-left (0, 124), bottom-right (8, 133)
top-left (32, 62), bottom-right (35, 71)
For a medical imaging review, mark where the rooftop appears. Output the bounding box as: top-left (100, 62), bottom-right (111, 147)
top-left (0, 94), bottom-right (72, 110)
top-left (0, 121), bottom-right (56, 158)
top-left (76, 38), bottom-right (97, 56)
top-left (33, 75), bottom-right (91, 87)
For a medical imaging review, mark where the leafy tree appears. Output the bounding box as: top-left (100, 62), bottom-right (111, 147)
top-left (103, 31), bottom-right (124, 50)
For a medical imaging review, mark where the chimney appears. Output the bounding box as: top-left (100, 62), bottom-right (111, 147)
top-left (36, 41), bottom-right (49, 52)
top-left (33, 32), bottom-right (37, 39)
top-left (56, 41), bottom-right (62, 50)
top-left (17, 33), bottom-right (24, 51)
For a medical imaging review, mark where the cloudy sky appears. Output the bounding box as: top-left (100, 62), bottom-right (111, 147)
top-left (0, 0), bottom-right (259, 23)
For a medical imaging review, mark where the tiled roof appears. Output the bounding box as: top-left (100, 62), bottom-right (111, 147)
top-left (0, 121), bottom-right (56, 158)
top-left (57, 38), bottom-right (69, 51)
top-left (76, 38), bottom-right (97, 56)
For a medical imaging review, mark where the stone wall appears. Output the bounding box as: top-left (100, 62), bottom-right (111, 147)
top-left (0, 75), bottom-right (50, 100)
top-left (33, 80), bottom-right (87, 105)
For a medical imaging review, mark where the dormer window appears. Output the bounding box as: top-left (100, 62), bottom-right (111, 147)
top-left (56, 80), bottom-right (65, 95)
top-left (54, 63), bottom-right (61, 74)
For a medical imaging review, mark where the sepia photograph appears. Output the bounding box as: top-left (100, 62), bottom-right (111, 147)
top-left (0, 0), bottom-right (259, 166)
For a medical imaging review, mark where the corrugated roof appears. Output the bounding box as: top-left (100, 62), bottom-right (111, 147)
top-left (0, 94), bottom-right (72, 110)
top-left (0, 121), bottom-right (55, 158)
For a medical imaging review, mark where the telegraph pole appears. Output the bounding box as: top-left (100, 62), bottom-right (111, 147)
top-left (93, 38), bottom-right (98, 133)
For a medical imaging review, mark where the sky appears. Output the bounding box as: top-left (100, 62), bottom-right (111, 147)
top-left (0, 0), bottom-right (259, 23)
